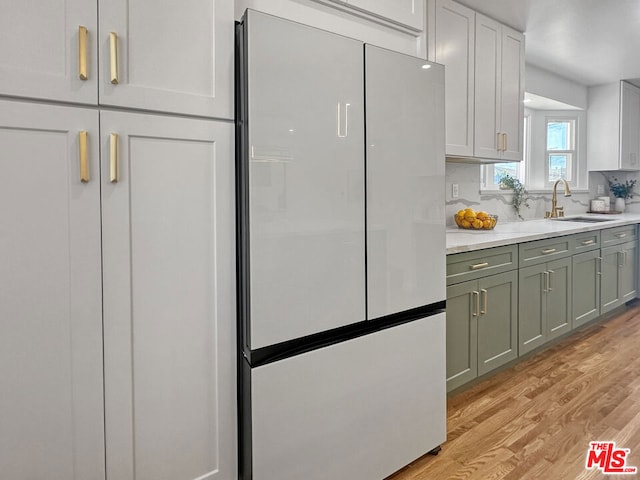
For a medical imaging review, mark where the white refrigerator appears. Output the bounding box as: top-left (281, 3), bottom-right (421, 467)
top-left (237, 9), bottom-right (446, 480)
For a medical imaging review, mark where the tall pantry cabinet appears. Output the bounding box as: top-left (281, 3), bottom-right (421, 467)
top-left (0, 2), bottom-right (236, 480)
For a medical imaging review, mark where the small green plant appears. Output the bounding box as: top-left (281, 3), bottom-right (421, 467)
top-left (608, 177), bottom-right (637, 199)
top-left (499, 175), bottom-right (530, 220)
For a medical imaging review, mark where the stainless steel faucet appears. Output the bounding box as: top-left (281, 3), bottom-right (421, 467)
top-left (546, 179), bottom-right (572, 218)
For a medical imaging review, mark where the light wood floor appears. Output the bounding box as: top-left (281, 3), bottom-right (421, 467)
top-left (389, 302), bottom-right (640, 480)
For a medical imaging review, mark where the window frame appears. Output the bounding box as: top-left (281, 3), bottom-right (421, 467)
top-left (544, 116), bottom-right (577, 187)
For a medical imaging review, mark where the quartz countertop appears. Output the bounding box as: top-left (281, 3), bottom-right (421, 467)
top-left (446, 213), bottom-right (640, 254)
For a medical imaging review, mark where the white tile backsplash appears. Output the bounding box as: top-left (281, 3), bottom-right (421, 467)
top-left (443, 164), bottom-right (640, 226)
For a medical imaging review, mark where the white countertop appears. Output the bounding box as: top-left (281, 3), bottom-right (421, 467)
top-left (446, 213), bottom-right (640, 254)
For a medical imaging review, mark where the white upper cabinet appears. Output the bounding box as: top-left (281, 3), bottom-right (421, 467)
top-left (0, 0), bottom-right (233, 118)
top-left (430, 0), bottom-right (475, 157)
top-left (621, 81), bottom-right (640, 170)
top-left (0, 0), bottom-right (98, 104)
top-left (99, 0), bottom-right (233, 118)
top-left (474, 13), bottom-right (524, 161)
top-left (429, 0), bottom-right (524, 162)
top-left (0, 99), bottom-right (104, 480)
top-left (346, 0), bottom-right (425, 31)
top-left (498, 25), bottom-right (525, 161)
top-left (588, 81), bottom-right (640, 171)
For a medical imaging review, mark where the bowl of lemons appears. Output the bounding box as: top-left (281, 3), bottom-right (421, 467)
top-left (454, 208), bottom-right (498, 230)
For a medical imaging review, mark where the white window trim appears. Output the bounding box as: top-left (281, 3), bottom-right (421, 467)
top-left (544, 116), bottom-right (578, 187)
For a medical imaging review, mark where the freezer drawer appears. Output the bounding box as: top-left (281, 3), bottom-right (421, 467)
top-left (250, 313), bottom-right (446, 480)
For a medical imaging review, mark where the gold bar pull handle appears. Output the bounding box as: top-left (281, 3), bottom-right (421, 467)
top-left (581, 239), bottom-right (595, 245)
top-left (497, 132), bottom-right (503, 152)
top-left (541, 248), bottom-right (557, 255)
top-left (79, 130), bottom-right (89, 182)
top-left (109, 32), bottom-right (119, 84)
top-left (503, 133), bottom-right (508, 152)
top-left (109, 133), bottom-right (118, 183)
top-left (78, 26), bottom-right (88, 80)
top-left (470, 262), bottom-right (489, 270)
top-left (547, 270), bottom-right (554, 292)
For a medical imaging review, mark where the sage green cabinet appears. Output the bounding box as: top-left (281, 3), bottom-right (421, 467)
top-left (518, 257), bottom-right (572, 355)
top-left (601, 240), bottom-right (638, 315)
top-left (572, 249), bottom-right (601, 328)
top-left (446, 270), bottom-right (517, 391)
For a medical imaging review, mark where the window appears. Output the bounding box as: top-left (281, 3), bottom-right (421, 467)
top-left (481, 115), bottom-right (528, 189)
top-left (546, 118), bottom-right (576, 184)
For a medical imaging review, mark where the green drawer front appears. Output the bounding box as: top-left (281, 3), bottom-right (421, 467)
top-left (601, 224), bottom-right (637, 247)
top-left (447, 244), bottom-right (518, 285)
top-left (519, 236), bottom-right (572, 266)
top-left (571, 230), bottom-right (601, 253)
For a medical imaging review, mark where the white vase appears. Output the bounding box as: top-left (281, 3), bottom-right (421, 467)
top-left (614, 197), bottom-right (626, 212)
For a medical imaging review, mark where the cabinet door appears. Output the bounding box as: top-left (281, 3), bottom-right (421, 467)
top-left (0, 0), bottom-right (98, 104)
top-left (572, 250), bottom-right (601, 328)
top-left (621, 82), bottom-right (640, 169)
top-left (347, 0), bottom-right (425, 31)
top-left (474, 13), bottom-right (501, 160)
top-left (499, 25), bottom-right (525, 161)
top-left (99, 0), bottom-right (233, 118)
top-left (101, 111), bottom-right (236, 480)
top-left (546, 257), bottom-right (572, 340)
top-left (433, 0), bottom-right (475, 157)
top-left (0, 100), bottom-right (103, 479)
top-left (244, 10), bottom-right (365, 348)
top-left (477, 271), bottom-right (518, 375)
top-left (601, 245), bottom-right (622, 314)
top-left (365, 45), bottom-right (445, 318)
top-left (518, 263), bottom-right (547, 355)
top-left (446, 281), bottom-right (478, 391)
top-left (620, 240), bottom-right (637, 303)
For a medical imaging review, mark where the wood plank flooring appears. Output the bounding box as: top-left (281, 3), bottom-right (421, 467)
top-left (388, 302), bottom-right (640, 480)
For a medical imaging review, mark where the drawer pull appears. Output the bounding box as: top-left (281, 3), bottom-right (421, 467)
top-left (581, 240), bottom-right (595, 245)
top-left (541, 248), bottom-right (557, 254)
top-left (616, 233), bottom-right (627, 238)
top-left (470, 262), bottom-right (489, 270)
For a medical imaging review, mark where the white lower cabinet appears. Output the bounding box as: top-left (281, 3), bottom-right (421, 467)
top-left (101, 111), bottom-right (236, 480)
top-left (0, 100), bottom-right (104, 480)
top-left (0, 99), bottom-right (236, 480)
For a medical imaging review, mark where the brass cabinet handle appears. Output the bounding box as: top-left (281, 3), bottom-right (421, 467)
top-left (503, 133), bottom-right (508, 152)
top-left (472, 291), bottom-right (479, 317)
top-left (496, 132), bottom-right (503, 152)
top-left (470, 262), bottom-right (489, 270)
top-left (109, 133), bottom-right (118, 183)
top-left (480, 289), bottom-right (488, 315)
top-left (78, 26), bottom-right (88, 80)
top-left (109, 32), bottom-right (119, 84)
top-left (581, 239), bottom-right (595, 245)
top-left (547, 270), bottom-right (554, 292)
top-left (616, 233), bottom-right (627, 238)
top-left (79, 130), bottom-right (89, 182)
top-left (541, 248), bottom-right (556, 255)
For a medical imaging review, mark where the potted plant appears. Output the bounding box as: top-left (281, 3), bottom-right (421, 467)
top-left (608, 177), bottom-right (637, 212)
top-left (499, 175), bottom-right (530, 220)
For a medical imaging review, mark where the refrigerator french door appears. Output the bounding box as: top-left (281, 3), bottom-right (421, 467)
top-left (237, 10), bottom-right (446, 480)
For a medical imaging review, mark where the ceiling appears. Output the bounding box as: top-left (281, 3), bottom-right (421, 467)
top-left (454, 0), bottom-right (640, 88)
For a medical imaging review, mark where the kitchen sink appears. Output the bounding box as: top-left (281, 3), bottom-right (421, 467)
top-left (552, 216), bottom-right (614, 223)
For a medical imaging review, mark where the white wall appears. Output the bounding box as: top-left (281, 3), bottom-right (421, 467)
top-left (525, 64), bottom-right (588, 110)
